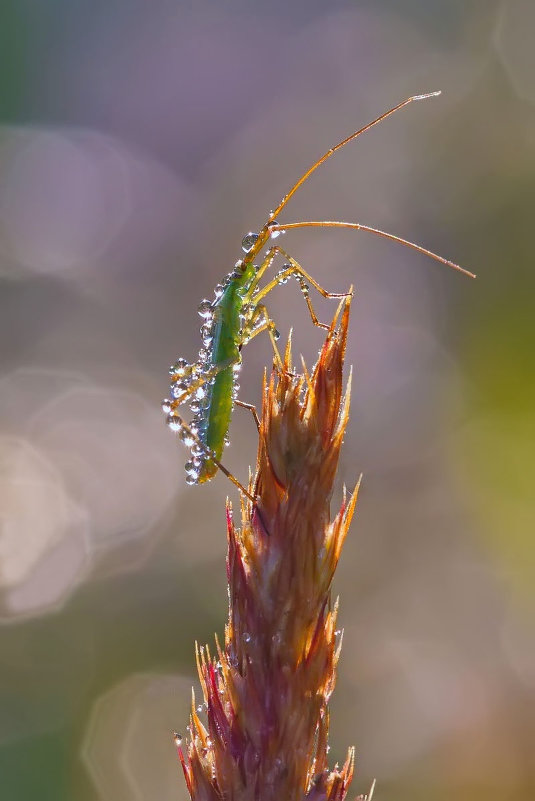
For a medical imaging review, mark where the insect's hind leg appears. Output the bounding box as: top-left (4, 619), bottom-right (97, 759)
top-left (253, 245), bottom-right (351, 331)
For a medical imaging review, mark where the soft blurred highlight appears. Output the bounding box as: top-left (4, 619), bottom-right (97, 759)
top-left (0, 2), bottom-right (533, 801)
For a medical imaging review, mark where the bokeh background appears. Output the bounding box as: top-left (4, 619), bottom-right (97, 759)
top-left (0, 1), bottom-right (533, 800)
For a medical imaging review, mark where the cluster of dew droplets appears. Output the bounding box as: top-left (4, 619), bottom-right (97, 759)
top-left (162, 264), bottom-right (246, 485)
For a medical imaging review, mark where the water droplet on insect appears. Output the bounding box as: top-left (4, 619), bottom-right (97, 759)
top-left (198, 300), bottom-right (213, 318)
top-left (166, 414), bottom-right (182, 432)
top-left (161, 399), bottom-right (172, 414)
top-left (274, 329), bottom-right (280, 340)
top-left (233, 363), bottom-right (241, 373)
top-left (189, 400), bottom-right (201, 413)
top-left (198, 348), bottom-right (208, 362)
top-left (206, 737), bottom-right (213, 747)
top-left (195, 386), bottom-right (206, 400)
top-left (185, 474), bottom-right (197, 485)
top-left (241, 232), bottom-right (259, 253)
top-left (213, 284), bottom-right (224, 299)
top-left (178, 428), bottom-right (195, 447)
top-left (268, 220), bottom-right (281, 239)
top-left (173, 732), bottom-right (183, 746)
top-left (196, 704), bottom-right (204, 713)
top-left (242, 632), bottom-right (252, 643)
top-left (170, 381), bottom-right (187, 399)
top-left (169, 358), bottom-right (189, 376)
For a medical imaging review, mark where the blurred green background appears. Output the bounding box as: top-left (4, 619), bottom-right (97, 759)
top-left (0, 1), bottom-right (533, 800)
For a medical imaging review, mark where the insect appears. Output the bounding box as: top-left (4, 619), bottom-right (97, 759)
top-left (162, 92), bottom-right (475, 498)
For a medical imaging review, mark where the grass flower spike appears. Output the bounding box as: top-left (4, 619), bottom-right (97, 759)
top-left (178, 294), bottom-right (368, 801)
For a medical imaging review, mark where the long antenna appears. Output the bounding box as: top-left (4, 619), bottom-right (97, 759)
top-left (268, 92), bottom-right (441, 224)
top-left (269, 220), bottom-right (476, 278)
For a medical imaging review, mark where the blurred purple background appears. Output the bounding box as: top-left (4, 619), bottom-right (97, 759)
top-left (0, 2), bottom-right (533, 800)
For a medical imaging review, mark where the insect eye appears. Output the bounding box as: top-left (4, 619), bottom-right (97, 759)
top-left (241, 232), bottom-right (259, 253)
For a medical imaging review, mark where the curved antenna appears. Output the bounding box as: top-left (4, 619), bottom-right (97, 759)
top-left (269, 220), bottom-right (476, 278)
top-left (268, 92), bottom-right (441, 224)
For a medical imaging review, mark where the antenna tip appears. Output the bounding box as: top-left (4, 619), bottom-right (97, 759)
top-left (412, 90), bottom-right (442, 101)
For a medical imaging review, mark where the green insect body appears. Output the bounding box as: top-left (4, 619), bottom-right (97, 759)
top-left (164, 254), bottom-right (268, 485)
top-left (163, 92), bottom-right (475, 492)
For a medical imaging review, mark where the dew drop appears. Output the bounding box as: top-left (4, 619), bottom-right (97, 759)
top-left (185, 475), bottom-right (197, 485)
top-left (268, 220), bottom-right (281, 239)
top-left (170, 381), bottom-right (187, 399)
top-left (178, 428), bottom-right (195, 447)
top-left (198, 300), bottom-right (213, 318)
top-left (185, 461), bottom-right (199, 477)
top-left (166, 414), bottom-right (182, 432)
top-left (161, 399), bottom-right (172, 414)
top-left (173, 732), bottom-right (183, 746)
top-left (241, 232), bottom-right (259, 253)
top-left (169, 357), bottom-right (188, 376)
top-left (213, 284), bottom-right (224, 299)
top-left (242, 632), bottom-right (252, 643)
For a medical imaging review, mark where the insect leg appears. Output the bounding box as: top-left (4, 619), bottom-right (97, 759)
top-left (253, 245), bottom-right (351, 330)
top-left (235, 399), bottom-right (261, 432)
top-left (242, 302), bottom-right (285, 368)
top-left (168, 357), bottom-right (237, 411)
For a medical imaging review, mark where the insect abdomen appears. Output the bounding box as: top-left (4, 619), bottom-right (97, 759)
top-left (197, 281), bottom-right (243, 481)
